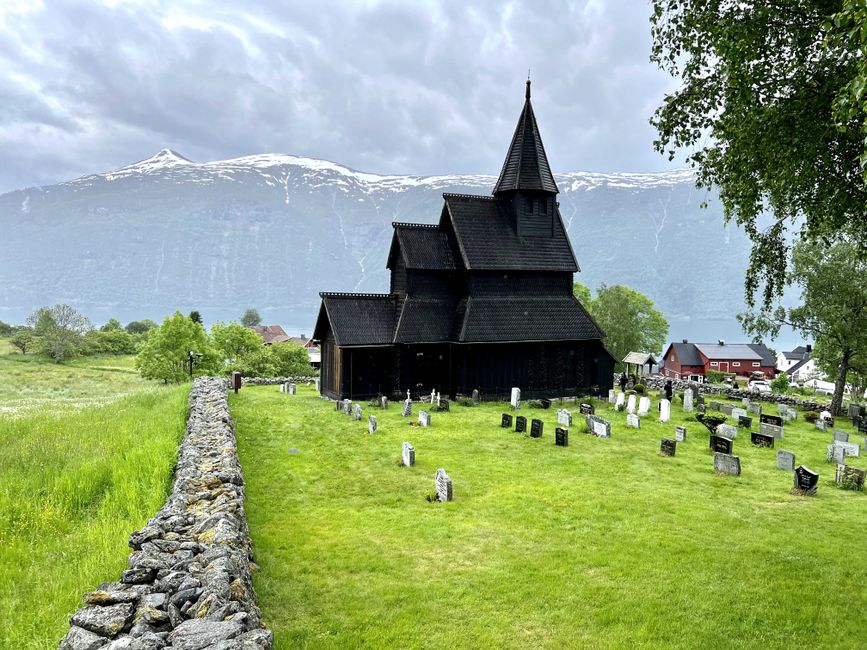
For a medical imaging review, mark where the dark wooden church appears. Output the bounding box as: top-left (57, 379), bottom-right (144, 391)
top-left (313, 81), bottom-right (615, 400)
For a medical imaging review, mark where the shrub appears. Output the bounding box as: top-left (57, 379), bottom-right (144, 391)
top-left (706, 370), bottom-right (725, 384)
top-left (770, 373), bottom-right (789, 393)
top-left (696, 412), bottom-right (727, 434)
top-left (457, 397), bottom-right (475, 407)
top-left (83, 329), bottom-right (137, 355)
top-left (634, 384), bottom-right (646, 394)
top-left (526, 399), bottom-right (544, 409)
top-left (804, 411), bottom-right (820, 423)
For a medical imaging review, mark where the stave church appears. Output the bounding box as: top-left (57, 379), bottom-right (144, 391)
top-left (313, 81), bottom-right (615, 400)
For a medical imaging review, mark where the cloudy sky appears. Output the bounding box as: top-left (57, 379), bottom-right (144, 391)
top-left (0, 0), bottom-right (680, 194)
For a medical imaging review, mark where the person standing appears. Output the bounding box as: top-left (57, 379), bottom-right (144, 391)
top-left (619, 372), bottom-right (627, 392)
top-left (664, 380), bottom-right (673, 402)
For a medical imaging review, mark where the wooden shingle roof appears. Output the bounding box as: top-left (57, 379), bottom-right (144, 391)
top-left (315, 293), bottom-right (397, 346)
top-left (393, 297), bottom-right (456, 343)
top-left (442, 194), bottom-right (578, 272)
top-left (457, 296), bottom-right (602, 343)
top-left (388, 223), bottom-right (458, 270)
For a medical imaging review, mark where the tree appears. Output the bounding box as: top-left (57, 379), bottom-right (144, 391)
top-left (650, 1), bottom-right (867, 307)
top-left (0, 321), bottom-right (13, 337)
top-left (574, 283), bottom-right (669, 370)
top-left (189, 311), bottom-right (203, 325)
top-left (100, 318), bottom-right (123, 332)
top-left (135, 312), bottom-right (220, 383)
top-left (125, 319), bottom-right (157, 335)
top-left (211, 321), bottom-right (263, 365)
top-left (26, 304), bottom-right (92, 362)
top-left (269, 342), bottom-right (314, 376)
top-left (10, 327), bottom-right (33, 354)
top-left (84, 329), bottom-right (137, 355)
top-left (739, 240), bottom-right (867, 414)
top-left (240, 309), bottom-right (262, 327)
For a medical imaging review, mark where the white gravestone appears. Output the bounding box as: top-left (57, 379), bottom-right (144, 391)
top-left (837, 440), bottom-right (861, 457)
top-left (510, 387), bottom-right (521, 410)
top-left (368, 415), bottom-right (377, 434)
top-left (638, 396), bottom-right (650, 417)
top-left (593, 419), bottom-right (611, 438)
top-left (626, 413), bottom-right (640, 429)
top-left (777, 449), bottom-right (795, 471)
top-left (615, 393), bottom-right (625, 411)
top-left (683, 390), bottom-right (694, 412)
top-left (353, 404), bottom-right (362, 421)
top-left (435, 468), bottom-right (452, 502)
top-left (626, 394), bottom-right (637, 415)
top-left (381, 396), bottom-right (389, 409)
top-left (402, 442), bottom-right (415, 467)
top-left (833, 429), bottom-right (849, 443)
top-left (659, 399), bottom-right (671, 423)
top-left (315, 378), bottom-right (321, 393)
top-left (279, 383), bottom-right (285, 393)
top-left (289, 383), bottom-right (297, 395)
top-left (827, 444), bottom-right (845, 464)
top-left (717, 423), bottom-right (738, 439)
top-left (760, 422), bottom-right (784, 439)
top-left (608, 389), bottom-right (616, 404)
top-left (675, 426), bottom-right (687, 442)
top-left (731, 407), bottom-right (747, 421)
top-left (343, 399), bottom-right (352, 416)
top-left (419, 410), bottom-right (431, 427)
top-left (557, 409), bottom-right (573, 427)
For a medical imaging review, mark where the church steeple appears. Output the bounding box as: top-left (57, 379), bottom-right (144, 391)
top-left (493, 79), bottom-right (559, 196)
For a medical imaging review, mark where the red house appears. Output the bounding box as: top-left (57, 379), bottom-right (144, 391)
top-left (661, 340), bottom-right (776, 380)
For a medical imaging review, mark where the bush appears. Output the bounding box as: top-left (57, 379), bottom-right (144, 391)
top-left (526, 399), bottom-right (544, 409)
top-left (706, 370), bottom-right (725, 384)
top-left (457, 397), bottom-right (475, 407)
top-left (684, 414), bottom-right (697, 422)
top-left (634, 384), bottom-right (646, 394)
top-left (771, 373), bottom-right (789, 393)
top-left (83, 329), bottom-right (137, 355)
top-left (804, 411), bottom-right (820, 423)
top-left (696, 412), bottom-right (727, 434)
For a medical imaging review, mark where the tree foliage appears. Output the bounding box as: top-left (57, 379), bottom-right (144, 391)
top-left (240, 309), bottom-right (262, 327)
top-left (135, 312), bottom-right (220, 383)
top-left (740, 240), bottom-right (867, 413)
top-left (0, 321), bottom-right (13, 337)
top-left (211, 321), bottom-right (263, 364)
top-left (26, 304), bottom-right (92, 362)
top-left (189, 310), bottom-right (203, 325)
top-left (125, 319), bottom-right (157, 335)
top-left (84, 329), bottom-right (138, 355)
top-left (573, 281), bottom-right (669, 369)
top-left (10, 327), bottom-right (34, 354)
top-left (100, 318), bottom-right (123, 332)
top-left (651, 1), bottom-right (867, 307)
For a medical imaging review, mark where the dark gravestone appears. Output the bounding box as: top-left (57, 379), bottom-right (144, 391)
top-left (660, 438), bottom-right (677, 457)
top-left (530, 419), bottom-right (544, 438)
top-left (738, 415), bottom-right (752, 429)
top-left (710, 435), bottom-right (734, 455)
top-left (540, 398), bottom-right (552, 409)
top-left (697, 403), bottom-right (707, 414)
top-left (439, 398), bottom-right (450, 412)
top-left (579, 402), bottom-right (595, 416)
top-left (555, 427), bottom-right (568, 447)
top-left (847, 403), bottom-right (865, 418)
top-left (515, 416), bottom-right (527, 433)
top-left (760, 413), bottom-right (784, 427)
top-left (751, 432), bottom-right (775, 448)
top-left (501, 413), bottom-right (513, 428)
top-left (793, 466), bottom-right (819, 496)
top-left (857, 416), bottom-right (867, 435)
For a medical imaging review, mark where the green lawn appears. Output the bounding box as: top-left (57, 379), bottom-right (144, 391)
top-left (233, 386), bottom-right (867, 649)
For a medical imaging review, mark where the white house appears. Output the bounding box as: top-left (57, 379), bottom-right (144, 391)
top-left (777, 345), bottom-right (821, 382)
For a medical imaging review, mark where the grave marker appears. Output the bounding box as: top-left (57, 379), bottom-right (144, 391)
top-left (748, 403), bottom-right (762, 415)
top-left (777, 449), bottom-right (795, 471)
top-left (759, 422), bottom-right (784, 439)
top-left (837, 440), bottom-right (861, 457)
top-left (472, 389), bottom-right (480, 405)
top-left (732, 407), bottom-right (748, 421)
top-left (626, 394), bottom-right (637, 415)
top-left (626, 413), bottom-right (641, 429)
top-left (751, 432), bottom-right (775, 448)
top-left (683, 390), bottom-right (694, 412)
top-left (402, 400), bottom-right (412, 417)
top-left (659, 399), bottom-right (671, 423)
top-left (741, 398), bottom-right (751, 407)
top-left (381, 396), bottom-right (389, 409)
top-left (608, 389), bottom-right (616, 404)
top-left (638, 396), bottom-right (650, 417)
top-left (402, 442), bottom-right (415, 467)
top-left (501, 413), bottom-right (513, 428)
top-left (510, 387), bottom-right (521, 410)
top-left (515, 416), bottom-right (527, 433)
top-left (557, 409), bottom-right (573, 427)
top-left (720, 404), bottom-right (734, 416)
top-left (832, 429), bottom-right (849, 443)
top-left (710, 435), bottom-right (733, 455)
top-left (710, 401), bottom-right (721, 411)
top-left (815, 419), bottom-right (827, 432)
top-left (835, 464), bottom-right (866, 490)
top-left (343, 399), bottom-right (352, 416)
top-left (418, 410), bottom-right (431, 427)
top-left (289, 383), bottom-right (297, 395)
top-left (315, 377), bottom-right (321, 393)
top-left (435, 468), bottom-right (453, 502)
top-left (760, 413), bottom-right (784, 427)
top-left (530, 419), bottom-right (544, 438)
top-left (660, 438), bottom-right (677, 457)
top-left (675, 426), bottom-right (687, 442)
top-left (368, 415), bottom-right (377, 434)
top-left (714, 452), bottom-right (741, 476)
top-left (615, 392), bottom-right (625, 411)
top-left (579, 403), bottom-right (595, 416)
top-left (827, 444), bottom-right (845, 464)
top-left (738, 415), bottom-right (753, 429)
top-left (793, 466), bottom-right (818, 496)
top-left (555, 427), bottom-right (569, 447)
top-left (717, 423), bottom-right (738, 439)
top-left (353, 404), bottom-right (362, 421)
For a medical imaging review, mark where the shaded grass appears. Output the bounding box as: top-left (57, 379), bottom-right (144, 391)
top-left (233, 386), bottom-right (867, 649)
top-left (0, 385), bottom-right (189, 648)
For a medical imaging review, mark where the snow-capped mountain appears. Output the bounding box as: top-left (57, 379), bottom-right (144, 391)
top-left (0, 150), bottom-right (749, 334)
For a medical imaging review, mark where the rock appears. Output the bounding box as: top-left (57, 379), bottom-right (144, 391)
top-left (167, 619), bottom-right (243, 650)
top-left (101, 637), bottom-right (146, 650)
top-left (133, 606), bottom-right (170, 626)
top-left (84, 590), bottom-right (140, 606)
top-left (70, 603), bottom-right (134, 638)
top-left (208, 629), bottom-right (274, 649)
top-left (58, 625), bottom-right (108, 650)
top-left (139, 593), bottom-right (167, 610)
top-left (121, 567), bottom-right (156, 585)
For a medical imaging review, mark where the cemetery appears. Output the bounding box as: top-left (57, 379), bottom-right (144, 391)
top-left (227, 382), bottom-right (867, 647)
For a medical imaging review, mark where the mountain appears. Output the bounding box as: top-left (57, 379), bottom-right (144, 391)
top-left (0, 149), bottom-right (753, 340)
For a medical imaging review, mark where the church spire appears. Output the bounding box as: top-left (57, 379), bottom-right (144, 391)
top-left (493, 80), bottom-right (558, 196)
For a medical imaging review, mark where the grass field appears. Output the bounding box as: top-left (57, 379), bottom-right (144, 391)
top-left (233, 386), bottom-right (867, 649)
top-left (0, 341), bottom-right (153, 417)
top-left (0, 384), bottom-right (189, 648)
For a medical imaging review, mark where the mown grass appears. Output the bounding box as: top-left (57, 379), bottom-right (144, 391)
top-left (0, 345), bottom-right (151, 417)
top-left (0, 384), bottom-right (189, 648)
top-left (233, 386), bottom-right (867, 649)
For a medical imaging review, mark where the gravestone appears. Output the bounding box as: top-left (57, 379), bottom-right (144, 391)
top-left (660, 438), bottom-right (677, 457)
top-left (720, 404), bottom-right (734, 416)
top-left (837, 440), bottom-right (861, 457)
top-left (289, 383), bottom-right (297, 395)
top-left (279, 382), bottom-right (286, 393)
top-left (510, 387), bottom-right (521, 410)
top-left (761, 413), bottom-right (784, 427)
top-left (439, 399), bottom-right (450, 412)
top-left (626, 394), bottom-right (637, 415)
top-left (714, 452), bottom-right (741, 476)
top-left (555, 427), bottom-right (569, 447)
top-left (530, 419), bottom-right (544, 438)
top-left (402, 400), bottom-right (412, 417)
top-left (748, 403), bottom-right (762, 415)
top-left (343, 399), bottom-right (352, 416)
top-left (515, 416), bottom-right (527, 433)
top-left (738, 415), bottom-right (752, 429)
top-left (827, 444), bottom-right (845, 464)
top-left (857, 416), bottom-right (867, 435)
top-left (833, 429), bottom-right (849, 443)
top-left (732, 407), bottom-right (748, 421)
top-left (435, 468), bottom-right (453, 502)
top-left (835, 464), bottom-right (866, 490)
top-left (381, 396), bottom-right (389, 409)
top-left (608, 389), bottom-right (616, 404)
top-left (793, 466), bottom-right (818, 496)
top-left (557, 409), bottom-right (573, 427)
top-left (710, 401), bottom-right (721, 411)
top-left (472, 389), bottom-right (480, 405)
top-left (697, 393), bottom-right (705, 407)
top-left (232, 372), bottom-right (241, 394)
top-left (683, 390), bottom-right (694, 413)
top-left (815, 419), bottom-right (827, 432)
top-left (501, 413), bottom-right (513, 428)
top-left (626, 413), bottom-right (641, 429)
top-left (540, 398), bottom-right (552, 409)
top-left (751, 432), bottom-right (775, 448)
top-left (742, 398), bottom-right (751, 407)
top-left (659, 399), bottom-right (671, 423)
top-left (589, 415), bottom-right (612, 438)
top-left (368, 415), bottom-right (377, 434)
top-left (847, 403), bottom-right (864, 418)
top-left (717, 424), bottom-right (738, 439)
top-left (315, 377), bottom-right (321, 393)
top-left (777, 449), bottom-right (796, 471)
top-left (638, 396), bottom-right (650, 417)
top-left (579, 402), bottom-right (595, 416)
top-left (402, 442), bottom-right (415, 467)
top-left (418, 410), bottom-right (431, 427)
top-left (675, 426), bottom-right (687, 442)
top-left (711, 435), bottom-right (734, 455)
top-left (353, 404), bottom-right (362, 421)
top-left (615, 393), bottom-right (625, 411)
top-left (336, 400), bottom-right (342, 413)
top-left (760, 422), bottom-right (784, 440)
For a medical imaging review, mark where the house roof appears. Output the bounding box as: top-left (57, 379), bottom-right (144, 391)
top-left (786, 356), bottom-right (812, 376)
top-left (248, 325), bottom-right (290, 344)
top-left (669, 342), bottom-right (703, 366)
top-left (388, 223), bottom-right (458, 270)
top-left (442, 194), bottom-right (578, 272)
top-left (623, 352), bottom-right (657, 366)
top-left (314, 293), bottom-right (397, 347)
top-left (747, 343), bottom-right (777, 366)
top-left (493, 80), bottom-right (558, 195)
top-left (393, 297), bottom-right (456, 343)
top-left (784, 345), bottom-right (809, 360)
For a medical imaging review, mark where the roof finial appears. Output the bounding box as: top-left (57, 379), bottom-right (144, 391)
top-left (525, 71), bottom-right (531, 100)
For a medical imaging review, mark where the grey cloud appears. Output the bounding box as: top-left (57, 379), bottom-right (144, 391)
top-left (0, 0), bottom-right (680, 194)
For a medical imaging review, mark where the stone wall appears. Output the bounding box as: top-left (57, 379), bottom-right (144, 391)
top-left (639, 376), bottom-right (831, 412)
top-left (240, 377), bottom-right (316, 386)
top-left (59, 377), bottom-right (273, 650)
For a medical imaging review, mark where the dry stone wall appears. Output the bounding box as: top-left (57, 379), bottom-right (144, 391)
top-left (240, 377), bottom-right (316, 386)
top-left (59, 377), bottom-right (272, 650)
top-left (640, 376), bottom-right (830, 412)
